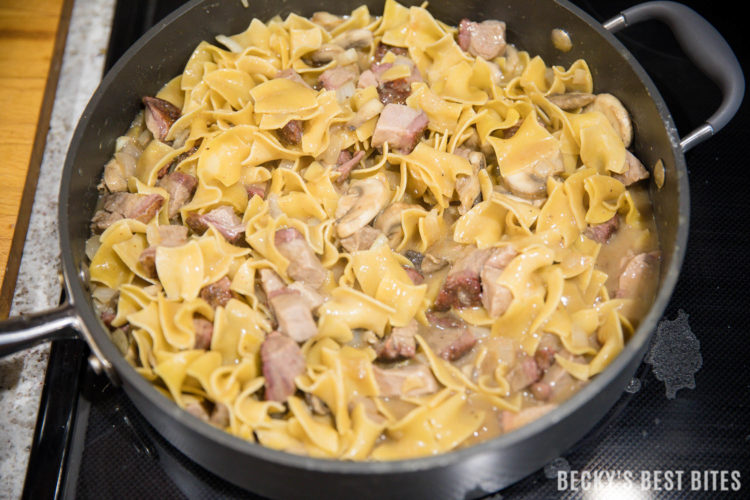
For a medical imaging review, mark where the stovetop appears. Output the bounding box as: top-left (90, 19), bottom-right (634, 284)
top-left (22, 1), bottom-right (750, 499)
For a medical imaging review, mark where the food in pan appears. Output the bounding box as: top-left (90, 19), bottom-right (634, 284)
top-left (86, 0), bottom-right (660, 460)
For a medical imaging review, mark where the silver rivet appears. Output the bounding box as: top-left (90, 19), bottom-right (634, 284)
top-left (88, 354), bottom-right (103, 375)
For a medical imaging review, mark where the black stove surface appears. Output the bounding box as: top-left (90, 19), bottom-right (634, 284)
top-left (23, 1), bottom-right (750, 499)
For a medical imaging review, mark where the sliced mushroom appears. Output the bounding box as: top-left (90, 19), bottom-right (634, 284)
top-left (454, 149), bottom-right (486, 214)
top-left (373, 202), bottom-right (420, 248)
top-left (308, 43), bottom-right (345, 64)
top-left (331, 29), bottom-right (373, 50)
top-left (311, 11), bottom-right (344, 31)
top-left (547, 92), bottom-right (596, 111)
top-left (503, 155), bottom-right (563, 199)
top-left (335, 174), bottom-right (390, 238)
top-left (584, 93), bottom-right (632, 147)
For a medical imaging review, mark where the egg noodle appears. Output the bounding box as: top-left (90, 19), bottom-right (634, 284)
top-left (87, 0), bottom-right (659, 459)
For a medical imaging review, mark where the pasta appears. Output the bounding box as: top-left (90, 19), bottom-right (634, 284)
top-left (87, 0), bottom-right (661, 460)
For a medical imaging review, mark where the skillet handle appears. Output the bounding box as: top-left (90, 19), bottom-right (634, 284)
top-left (603, 1), bottom-right (744, 152)
top-left (0, 304), bottom-right (80, 357)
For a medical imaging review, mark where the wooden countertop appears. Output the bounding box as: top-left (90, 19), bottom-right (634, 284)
top-left (0, 0), bottom-right (73, 317)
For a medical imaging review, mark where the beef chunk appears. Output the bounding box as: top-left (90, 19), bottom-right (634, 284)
top-left (185, 205), bottom-right (245, 244)
top-left (371, 103), bottom-right (429, 154)
top-left (261, 331), bottom-right (306, 402)
top-left (585, 214), bottom-right (620, 244)
top-left (278, 119), bottom-right (303, 146)
top-left (457, 19), bottom-right (507, 60)
top-left (373, 42), bottom-right (408, 62)
top-left (339, 226), bottom-right (381, 253)
top-left (335, 150), bottom-right (366, 184)
top-left (375, 320), bottom-right (417, 361)
top-left (422, 314), bottom-right (476, 361)
top-left (142, 96), bottom-right (181, 141)
top-left (433, 247), bottom-right (494, 311)
top-left (91, 192), bottom-right (164, 233)
top-left (506, 355), bottom-right (541, 393)
top-left (274, 228), bottom-right (327, 289)
top-left (268, 288), bottom-right (319, 343)
top-left (157, 171), bottom-right (197, 219)
top-left (193, 316), bottom-right (214, 350)
top-left (480, 246), bottom-right (517, 318)
top-left (200, 277), bottom-right (234, 309)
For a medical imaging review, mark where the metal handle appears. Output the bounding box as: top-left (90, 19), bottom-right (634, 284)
top-left (603, 1), bottom-right (745, 152)
top-left (0, 304), bottom-right (80, 357)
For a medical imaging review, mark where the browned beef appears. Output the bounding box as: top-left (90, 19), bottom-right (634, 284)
top-left (185, 205), bottom-right (245, 244)
top-left (193, 316), bottom-right (214, 350)
top-left (261, 331), bottom-right (306, 402)
top-left (157, 171), bottom-right (197, 219)
top-left (403, 266), bottom-right (424, 285)
top-left (376, 320), bottom-right (417, 361)
top-left (319, 66), bottom-right (358, 90)
top-left (506, 355), bottom-right (541, 393)
top-left (274, 228), bottom-right (327, 289)
top-left (614, 150), bottom-right (650, 186)
top-left (371, 103), bottom-right (428, 154)
top-left (200, 277), bottom-right (234, 309)
top-left (457, 19), bottom-right (507, 60)
top-left (422, 314), bottom-right (476, 361)
top-left (278, 119), bottom-right (303, 145)
top-left (268, 288), bottom-right (319, 342)
top-left (142, 96), bottom-right (181, 141)
top-left (433, 247), bottom-right (493, 311)
top-left (480, 246), bottom-right (517, 318)
top-left (90, 192), bottom-right (165, 233)
top-left (378, 77), bottom-right (412, 105)
top-left (339, 226), bottom-right (381, 253)
top-left (584, 214), bottom-right (620, 244)
top-left (245, 183), bottom-right (267, 199)
top-left (534, 333), bottom-right (562, 372)
top-left (157, 144), bottom-right (199, 178)
top-left (138, 246), bottom-right (157, 278)
top-left (335, 150), bottom-right (366, 183)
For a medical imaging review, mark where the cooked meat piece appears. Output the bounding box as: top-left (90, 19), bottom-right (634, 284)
top-left (277, 68), bottom-right (311, 88)
top-left (157, 171), bottom-right (197, 219)
top-left (533, 333), bottom-right (562, 372)
top-left (584, 214), bottom-right (620, 243)
top-left (138, 246), bottom-right (157, 278)
top-left (185, 205), bottom-right (245, 244)
top-left (613, 150), bottom-right (650, 186)
top-left (357, 69), bottom-right (379, 88)
top-left (259, 268), bottom-right (286, 297)
top-left (278, 119), bottom-right (303, 146)
top-left (319, 66), bottom-right (358, 90)
top-left (100, 309), bottom-right (116, 328)
top-left (378, 77), bottom-right (411, 105)
top-left (457, 19), bottom-right (507, 60)
top-left (287, 282), bottom-right (326, 312)
top-left (268, 288), bottom-right (319, 342)
top-left (374, 42), bottom-right (408, 62)
top-left (402, 266), bottom-right (424, 285)
top-left (261, 331), bottom-right (306, 402)
top-left (375, 320), bottom-right (418, 361)
top-left (184, 401), bottom-right (211, 422)
top-left (274, 228), bottom-right (327, 289)
top-left (339, 225), bottom-right (381, 253)
top-left (501, 404), bottom-right (556, 433)
top-left (480, 246), bottom-right (517, 318)
top-left (209, 403), bottom-right (230, 428)
top-left (142, 96), bottom-right (181, 141)
top-left (615, 251), bottom-right (660, 300)
top-left (404, 250), bottom-right (424, 271)
top-left (335, 150), bottom-right (366, 183)
top-left (433, 247), bottom-right (493, 310)
top-left (547, 92), bottom-right (596, 111)
top-left (193, 316), bottom-right (214, 350)
top-left (530, 362), bottom-right (580, 403)
top-left (90, 192), bottom-right (165, 233)
top-left (422, 315), bottom-right (476, 361)
top-left (245, 182), bottom-right (267, 199)
top-left (157, 224), bottom-right (189, 247)
top-left (371, 103), bottom-right (428, 154)
top-left (506, 355), bottom-right (542, 393)
top-left (373, 363), bottom-right (439, 397)
top-left (335, 175), bottom-right (390, 238)
top-left (200, 277), bottom-right (234, 309)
